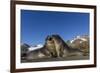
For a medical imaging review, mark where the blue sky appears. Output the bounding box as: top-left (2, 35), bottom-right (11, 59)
top-left (21, 10), bottom-right (89, 45)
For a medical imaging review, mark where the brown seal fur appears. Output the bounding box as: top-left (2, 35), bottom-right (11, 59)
top-left (51, 34), bottom-right (83, 58)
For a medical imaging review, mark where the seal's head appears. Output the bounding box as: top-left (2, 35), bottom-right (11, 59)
top-left (45, 35), bottom-right (54, 45)
top-left (51, 34), bottom-right (63, 44)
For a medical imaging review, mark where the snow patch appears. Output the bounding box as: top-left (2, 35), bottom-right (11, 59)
top-left (70, 35), bottom-right (88, 43)
top-left (28, 44), bottom-right (43, 51)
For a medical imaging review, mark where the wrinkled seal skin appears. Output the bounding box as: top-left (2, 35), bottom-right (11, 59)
top-left (51, 34), bottom-right (83, 58)
top-left (45, 35), bottom-right (57, 57)
top-left (26, 46), bottom-right (51, 60)
top-left (26, 35), bottom-right (56, 60)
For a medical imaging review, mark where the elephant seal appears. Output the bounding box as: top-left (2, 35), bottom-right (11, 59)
top-left (26, 34), bottom-right (84, 61)
top-left (51, 34), bottom-right (83, 58)
top-left (45, 35), bottom-right (57, 57)
top-left (26, 46), bottom-right (51, 61)
top-left (26, 35), bottom-right (57, 61)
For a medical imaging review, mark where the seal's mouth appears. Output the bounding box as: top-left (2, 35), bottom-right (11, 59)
top-left (48, 37), bottom-right (52, 41)
top-left (46, 36), bottom-right (54, 44)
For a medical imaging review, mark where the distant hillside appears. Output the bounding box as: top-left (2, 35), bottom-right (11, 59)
top-left (21, 43), bottom-right (30, 59)
top-left (66, 35), bottom-right (89, 55)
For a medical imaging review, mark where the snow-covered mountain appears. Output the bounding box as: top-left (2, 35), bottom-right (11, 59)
top-left (28, 44), bottom-right (43, 51)
top-left (68, 35), bottom-right (89, 50)
top-left (70, 35), bottom-right (89, 44)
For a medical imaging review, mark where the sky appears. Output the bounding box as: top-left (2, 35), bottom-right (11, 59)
top-left (21, 10), bottom-right (89, 46)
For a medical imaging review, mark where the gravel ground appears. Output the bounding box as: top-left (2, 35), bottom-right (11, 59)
top-left (21, 55), bottom-right (89, 63)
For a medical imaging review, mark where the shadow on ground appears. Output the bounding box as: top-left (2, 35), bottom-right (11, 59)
top-left (21, 55), bottom-right (89, 63)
